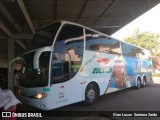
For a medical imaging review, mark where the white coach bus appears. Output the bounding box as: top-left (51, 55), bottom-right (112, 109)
top-left (10, 21), bottom-right (152, 110)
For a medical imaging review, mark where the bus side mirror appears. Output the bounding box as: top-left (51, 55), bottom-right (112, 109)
top-left (9, 57), bottom-right (23, 72)
top-left (34, 47), bottom-right (52, 69)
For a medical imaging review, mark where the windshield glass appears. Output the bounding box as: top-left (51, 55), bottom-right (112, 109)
top-left (26, 22), bottom-right (61, 51)
top-left (19, 52), bottom-right (50, 88)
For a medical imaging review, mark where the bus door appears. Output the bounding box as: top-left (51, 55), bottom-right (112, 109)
top-left (51, 52), bottom-right (71, 106)
top-left (50, 24), bottom-right (84, 107)
top-left (52, 52), bottom-right (71, 82)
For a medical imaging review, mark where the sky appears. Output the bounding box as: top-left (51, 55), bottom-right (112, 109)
top-left (111, 3), bottom-right (160, 40)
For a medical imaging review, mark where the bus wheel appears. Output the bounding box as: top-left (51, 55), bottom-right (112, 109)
top-left (85, 83), bottom-right (98, 105)
top-left (142, 77), bottom-right (146, 87)
top-left (136, 77), bottom-right (141, 89)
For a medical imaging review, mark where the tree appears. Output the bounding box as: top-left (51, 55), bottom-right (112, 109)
top-left (124, 28), bottom-right (160, 70)
top-left (124, 28), bottom-right (160, 56)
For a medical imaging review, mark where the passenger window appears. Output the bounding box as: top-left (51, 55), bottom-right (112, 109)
top-left (85, 29), bottom-right (121, 55)
top-left (143, 50), bottom-right (152, 60)
top-left (136, 48), bottom-right (144, 59)
top-left (121, 43), bottom-right (152, 60)
top-left (121, 43), bottom-right (137, 57)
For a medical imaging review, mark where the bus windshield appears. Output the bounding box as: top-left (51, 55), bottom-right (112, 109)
top-left (19, 51), bottom-right (50, 87)
top-left (26, 22), bottom-right (61, 51)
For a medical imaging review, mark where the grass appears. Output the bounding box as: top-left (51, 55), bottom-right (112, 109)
top-left (153, 73), bottom-right (160, 77)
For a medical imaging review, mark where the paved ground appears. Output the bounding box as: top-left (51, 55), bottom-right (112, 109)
top-left (16, 77), bottom-right (160, 120)
top-left (153, 77), bottom-right (160, 84)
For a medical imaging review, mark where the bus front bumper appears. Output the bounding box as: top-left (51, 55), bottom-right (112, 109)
top-left (17, 94), bottom-right (52, 110)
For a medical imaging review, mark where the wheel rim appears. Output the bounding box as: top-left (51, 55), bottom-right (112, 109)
top-left (87, 89), bottom-right (95, 102)
top-left (137, 80), bottom-right (141, 88)
top-left (143, 80), bottom-right (146, 86)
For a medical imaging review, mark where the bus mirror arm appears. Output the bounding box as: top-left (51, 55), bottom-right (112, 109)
top-left (9, 57), bottom-right (23, 72)
top-left (34, 46), bottom-right (53, 69)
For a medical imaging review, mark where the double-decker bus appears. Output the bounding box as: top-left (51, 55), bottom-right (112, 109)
top-left (10, 21), bottom-right (152, 110)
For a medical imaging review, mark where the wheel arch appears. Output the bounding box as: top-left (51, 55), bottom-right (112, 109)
top-left (136, 75), bottom-right (141, 85)
top-left (142, 74), bottom-right (147, 83)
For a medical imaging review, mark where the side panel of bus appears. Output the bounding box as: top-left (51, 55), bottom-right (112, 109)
top-left (50, 74), bottom-right (86, 109)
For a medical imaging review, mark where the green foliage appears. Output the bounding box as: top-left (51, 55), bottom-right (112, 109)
top-left (153, 73), bottom-right (160, 77)
top-left (124, 28), bottom-right (160, 56)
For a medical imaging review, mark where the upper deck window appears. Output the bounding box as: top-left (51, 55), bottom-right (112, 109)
top-left (121, 43), bottom-right (151, 59)
top-left (26, 22), bottom-right (61, 51)
top-left (85, 29), bottom-right (121, 55)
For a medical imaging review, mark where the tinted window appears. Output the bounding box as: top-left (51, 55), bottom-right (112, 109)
top-left (136, 48), bottom-right (144, 59)
top-left (121, 43), bottom-right (137, 57)
top-left (137, 49), bottom-right (151, 60)
top-left (19, 52), bottom-right (50, 87)
top-left (51, 24), bottom-right (84, 84)
top-left (26, 22), bottom-right (61, 51)
top-left (85, 29), bottom-right (121, 55)
top-left (121, 43), bottom-right (151, 59)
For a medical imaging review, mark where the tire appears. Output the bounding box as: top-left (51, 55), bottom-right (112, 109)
top-left (85, 83), bottom-right (98, 105)
top-left (141, 77), bottom-right (146, 87)
top-left (136, 77), bottom-right (141, 89)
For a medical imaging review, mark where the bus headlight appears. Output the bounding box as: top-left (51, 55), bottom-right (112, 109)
top-left (33, 93), bottom-right (48, 99)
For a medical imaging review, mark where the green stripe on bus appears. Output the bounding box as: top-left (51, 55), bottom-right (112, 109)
top-left (43, 87), bottom-right (50, 92)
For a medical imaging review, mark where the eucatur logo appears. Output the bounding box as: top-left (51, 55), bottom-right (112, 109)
top-left (97, 58), bottom-right (109, 64)
top-left (92, 68), bottom-right (112, 74)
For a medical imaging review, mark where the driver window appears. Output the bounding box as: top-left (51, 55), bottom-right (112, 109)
top-left (51, 24), bottom-right (84, 84)
top-left (52, 53), bottom-right (70, 84)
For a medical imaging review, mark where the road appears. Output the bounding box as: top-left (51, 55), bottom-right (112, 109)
top-left (153, 77), bottom-right (160, 84)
